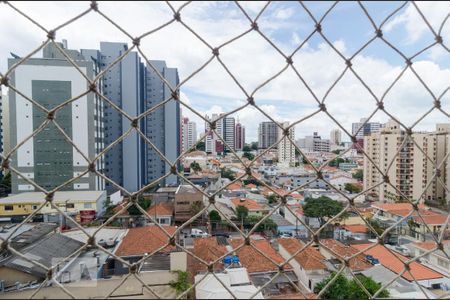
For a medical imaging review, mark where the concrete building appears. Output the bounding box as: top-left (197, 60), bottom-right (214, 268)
top-left (235, 121), bottom-right (245, 151)
top-left (144, 60), bottom-right (181, 187)
top-left (0, 191), bottom-right (107, 224)
top-left (352, 117), bottom-right (381, 140)
top-left (278, 122), bottom-right (296, 166)
top-left (330, 129), bottom-right (342, 146)
top-left (174, 185), bottom-right (204, 223)
top-left (258, 121), bottom-right (278, 149)
top-left (8, 42), bottom-right (105, 194)
top-left (181, 116), bottom-right (197, 153)
top-left (205, 113), bottom-right (234, 155)
top-left (80, 42), bottom-right (146, 193)
top-left (296, 132), bottom-right (330, 152)
top-left (364, 120), bottom-right (450, 204)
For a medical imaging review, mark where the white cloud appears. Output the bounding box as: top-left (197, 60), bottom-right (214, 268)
top-left (1, 1), bottom-right (449, 144)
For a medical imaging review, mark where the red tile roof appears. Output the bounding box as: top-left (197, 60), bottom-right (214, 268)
top-left (227, 182), bottom-right (243, 190)
top-left (115, 226), bottom-right (176, 257)
top-left (414, 240), bottom-right (450, 251)
top-left (146, 203), bottom-right (174, 217)
top-left (245, 183), bottom-right (257, 189)
top-left (230, 239), bottom-right (292, 273)
top-left (320, 239), bottom-right (372, 271)
top-left (372, 202), bottom-right (427, 214)
top-left (232, 198), bottom-right (263, 211)
top-left (412, 213), bottom-right (448, 226)
top-left (190, 237), bottom-right (228, 274)
top-left (342, 224), bottom-right (367, 234)
top-left (278, 238), bottom-right (326, 270)
top-left (351, 244), bottom-right (444, 281)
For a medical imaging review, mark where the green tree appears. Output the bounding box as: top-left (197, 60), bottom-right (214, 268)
top-left (243, 151), bottom-right (255, 161)
top-left (103, 197), bottom-right (116, 218)
top-left (169, 270), bottom-right (191, 295)
top-left (0, 172), bottom-right (11, 197)
top-left (209, 210), bottom-right (221, 222)
top-left (251, 142), bottom-right (258, 150)
top-left (246, 215), bottom-right (277, 232)
top-left (236, 205), bottom-right (249, 221)
top-left (332, 149), bottom-right (342, 155)
top-left (266, 194), bottom-right (278, 204)
top-left (190, 161), bottom-right (202, 173)
top-left (220, 168), bottom-right (236, 181)
top-left (302, 156), bottom-right (309, 165)
top-left (127, 194), bottom-right (152, 216)
top-left (303, 196), bottom-right (345, 227)
top-left (344, 183), bottom-right (362, 194)
top-left (243, 145), bottom-right (252, 152)
top-left (329, 157), bottom-right (345, 167)
top-left (314, 272), bottom-right (389, 299)
top-left (352, 169), bottom-right (363, 181)
top-left (195, 141), bottom-right (205, 151)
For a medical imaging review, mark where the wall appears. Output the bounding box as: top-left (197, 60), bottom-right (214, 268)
top-left (0, 267), bottom-right (39, 288)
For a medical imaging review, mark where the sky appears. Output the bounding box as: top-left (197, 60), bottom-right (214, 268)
top-left (0, 1), bottom-right (449, 143)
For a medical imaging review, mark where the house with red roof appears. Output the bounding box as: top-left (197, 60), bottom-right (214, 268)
top-left (277, 238), bottom-right (329, 292)
top-left (351, 243), bottom-right (445, 285)
top-left (146, 203), bottom-right (174, 225)
top-left (231, 198), bottom-right (270, 217)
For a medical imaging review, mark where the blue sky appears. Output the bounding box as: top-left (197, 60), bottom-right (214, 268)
top-left (1, 1), bottom-right (449, 143)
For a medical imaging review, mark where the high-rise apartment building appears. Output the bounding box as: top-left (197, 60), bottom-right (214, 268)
top-left (278, 122), bottom-right (296, 166)
top-left (330, 129), bottom-right (342, 146)
top-left (235, 122), bottom-right (245, 151)
top-left (81, 42), bottom-right (146, 193)
top-left (205, 114), bottom-right (235, 155)
top-left (296, 132), bottom-right (330, 152)
top-left (145, 60), bottom-right (181, 186)
top-left (352, 118), bottom-right (381, 140)
top-left (8, 42), bottom-right (105, 193)
top-left (364, 119), bottom-right (450, 205)
top-left (258, 121), bottom-right (278, 149)
top-left (181, 116), bottom-right (197, 153)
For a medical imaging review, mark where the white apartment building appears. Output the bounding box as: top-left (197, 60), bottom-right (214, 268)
top-left (278, 122), bottom-right (296, 167)
top-left (352, 118), bottom-right (381, 140)
top-left (330, 129), bottom-right (342, 145)
top-left (364, 119), bottom-right (450, 204)
top-left (296, 132), bottom-right (330, 153)
top-left (181, 116), bottom-right (197, 153)
top-left (205, 113), bottom-right (235, 155)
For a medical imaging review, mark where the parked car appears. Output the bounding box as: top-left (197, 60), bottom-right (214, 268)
top-left (190, 228), bottom-right (209, 238)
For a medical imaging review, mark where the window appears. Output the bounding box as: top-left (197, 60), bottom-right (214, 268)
top-left (32, 205), bottom-right (38, 210)
top-left (84, 203), bottom-right (92, 209)
top-left (4, 205), bottom-right (14, 211)
top-left (66, 203), bottom-right (75, 209)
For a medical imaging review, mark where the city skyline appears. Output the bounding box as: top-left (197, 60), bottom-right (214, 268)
top-left (0, 2), bottom-right (449, 142)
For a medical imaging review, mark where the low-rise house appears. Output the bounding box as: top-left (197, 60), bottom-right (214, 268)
top-left (194, 267), bottom-right (264, 299)
top-left (351, 243), bottom-right (446, 289)
top-left (319, 239), bottom-right (372, 272)
top-left (0, 232), bottom-right (83, 289)
top-left (174, 185), bottom-right (204, 223)
top-left (146, 203), bottom-right (174, 225)
top-left (0, 191), bottom-right (107, 224)
top-left (410, 241), bottom-right (450, 275)
top-left (231, 198), bottom-right (270, 218)
top-left (277, 238), bottom-right (328, 291)
top-left (335, 224), bottom-right (369, 241)
top-left (109, 225), bottom-right (182, 275)
top-left (189, 237), bottom-right (228, 275)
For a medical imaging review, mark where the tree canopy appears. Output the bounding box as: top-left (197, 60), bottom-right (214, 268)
top-left (314, 272), bottom-right (389, 299)
top-left (220, 168), bottom-right (236, 181)
top-left (345, 183), bottom-right (362, 194)
top-left (243, 151), bottom-right (255, 161)
top-left (236, 205), bottom-right (249, 221)
top-left (127, 194), bottom-right (152, 216)
top-left (352, 169), bottom-right (363, 181)
top-left (303, 196), bottom-right (345, 226)
top-left (190, 161), bottom-right (202, 173)
top-left (195, 141), bottom-right (205, 151)
top-left (209, 210), bottom-right (221, 222)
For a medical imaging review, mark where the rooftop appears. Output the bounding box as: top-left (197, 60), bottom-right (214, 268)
top-left (351, 243), bottom-right (444, 281)
top-left (146, 203), bottom-right (174, 217)
top-left (114, 225), bottom-right (177, 257)
top-left (231, 198), bottom-right (265, 211)
top-left (341, 224), bottom-right (368, 234)
top-left (190, 237), bottom-right (228, 274)
top-left (230, 239), bottom-right (291, 273)
top-left (0, 191), bottom-right (106, 204)
top-left (320, 239), bottom-right (372, 271)
top-left (277, 238), bottom-right (327, 270)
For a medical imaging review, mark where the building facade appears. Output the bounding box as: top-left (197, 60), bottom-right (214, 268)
top-left (235, 122), bottom-right (245, 151)
top-left (352, 118), bottom-right (381, 140)
top-left (296, 132), bottom-right (330, 153)
top-left (330, 129), bottom-right (342, 146)
top-left (181, 116), bottom-right (197, 153)
top-left (205, 114), bottom-right (235, 155)
top-left (145, 60), bottom-right (181, 187)
top-left (258, 121), bottom-right (278, 149)
top-left (8, 42), bottom-right (105, 194)
top-left (278, 122), bottom-right (296, 166)
top-left (364, 120), bottom-right (450, 205)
